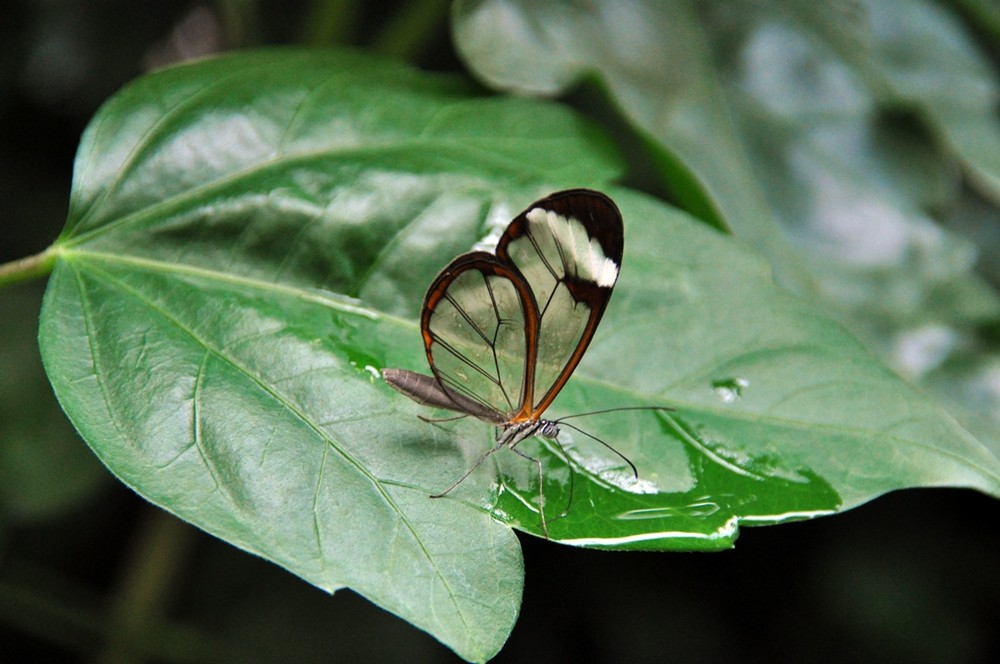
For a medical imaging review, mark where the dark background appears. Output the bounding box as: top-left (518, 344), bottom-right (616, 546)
top-left (2, 2), bottom-right (998, 662)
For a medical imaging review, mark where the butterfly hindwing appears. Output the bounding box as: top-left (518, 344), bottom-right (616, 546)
top-left (421, 252), bottom-right (539, 423)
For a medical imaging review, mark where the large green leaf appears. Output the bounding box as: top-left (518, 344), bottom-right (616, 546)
top-left (36, 50), bottom-right (1000, 659)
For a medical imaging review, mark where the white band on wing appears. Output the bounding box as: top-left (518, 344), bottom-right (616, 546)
top-left (526, 207), bottom-right (619, 287)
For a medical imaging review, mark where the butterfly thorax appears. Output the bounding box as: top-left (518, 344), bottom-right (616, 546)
top-left (498, 419), bottom-right (560, 448)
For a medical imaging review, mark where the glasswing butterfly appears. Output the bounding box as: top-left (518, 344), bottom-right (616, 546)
top-left (383, 189), bottom-right (648, 536)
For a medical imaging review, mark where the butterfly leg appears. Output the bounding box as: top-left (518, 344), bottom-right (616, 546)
top-left (429, 438), bottom-right (506, 499)
top-left (417, 413), bottom-right (468, 425)
top-left (510, 445), bottom-right (548, 539)
top-left (544, 436), bottom-right (575, 522)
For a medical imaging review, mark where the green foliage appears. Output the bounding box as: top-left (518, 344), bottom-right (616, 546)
top-left (23, 44), bottom-right (1000, 659)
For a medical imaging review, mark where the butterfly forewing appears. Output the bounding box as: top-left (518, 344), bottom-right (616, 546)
top-left (498, 191), bottom-right (624, 416)
top-left (422, 252), bottom-right (538, 422)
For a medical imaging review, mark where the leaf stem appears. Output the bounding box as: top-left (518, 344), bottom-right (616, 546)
top-left (0, 247), bottom-right (59, 288)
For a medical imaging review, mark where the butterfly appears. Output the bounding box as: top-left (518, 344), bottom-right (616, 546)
top-left (383, 189), bottom-right (637, 536)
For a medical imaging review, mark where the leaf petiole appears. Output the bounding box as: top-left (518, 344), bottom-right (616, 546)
top-left (0, 246), bottom-right (59, 289)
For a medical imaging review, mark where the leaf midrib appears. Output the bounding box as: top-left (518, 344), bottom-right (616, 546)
top-left (64, 249), bottom-right (1000, 493)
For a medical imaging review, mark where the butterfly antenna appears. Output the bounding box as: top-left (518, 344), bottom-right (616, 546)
top-left (429, 439), bottom-right (506, 499)
top-left (558, 421), bottom-right (639, 479)
top-left (554, 405), bottom-right (673, 422)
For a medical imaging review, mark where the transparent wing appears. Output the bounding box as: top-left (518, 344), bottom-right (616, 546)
top-left (419, 189), bottom-right (623, 424)
top-left (496, 190), bottom-right (624, 417)
top-left (421, 252), bottom-right (539, 423)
